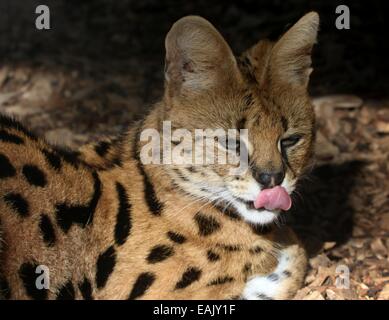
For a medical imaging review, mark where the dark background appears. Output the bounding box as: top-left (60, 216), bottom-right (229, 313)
top-left (0, 0), bottom-right (388, 99)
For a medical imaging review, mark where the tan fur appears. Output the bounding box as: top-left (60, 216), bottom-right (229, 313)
top-left (0, 13), bottom-right (318, 300)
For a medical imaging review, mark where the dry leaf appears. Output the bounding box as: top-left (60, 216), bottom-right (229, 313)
top-left (323, 242), bottom-right (337, 251)
top-left (303, 290), bottom-right (325, 300)
top-left (370, 238), bottom-right (387, 256)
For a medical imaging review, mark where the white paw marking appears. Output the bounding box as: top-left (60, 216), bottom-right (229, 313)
top-left (242, 251), bottom-right (292, 300)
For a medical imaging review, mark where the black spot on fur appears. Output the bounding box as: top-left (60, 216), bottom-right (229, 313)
top-left (249, 246), bottom-right (263, 254)
top-left (257, 293), bottom-right (273, 300)
top-left (281, 116), bottom-right (288, 132)
top-left (4, 193), bottom-right (29, 217)
top-left (128, 272), bottom-right (155, 300)
top-left (79, 277), bottom-right (93, 300)
top-left (243, 263), bottom-right (252, 275)
top-left (56, 171), bottom-right (101, 233)
top-left (167, 231), bottom-right (186, 244)
top-left (60, 149), bottom-right (81, 167)
top-left (114, 182), bottom-right (132, 246)
top-left (0, 153), bottom-right (16, 179)
top-left (217, 244), bottom-right (241, 252)
top-left (134, 126), bottom-right (163, 216)
top-left (94, 141), bottom-right (110, 157)
top-left (283, 270), bottom-right (292, 277)
top-left (216, 206), bottom-right (241, 221)
top-left (0, 129), bottom-right (24, 144)
top-left (251, 223), bottom-right (274, 236)
top-left (147, 245), bottom-right (174, 264)
top-left (207, 276), bottom-right (234, 286)
top-left (140, 162), bottom-right (163, 216)
top-left (0, 115), bottom-right (37, 140)
top-left (19, 263), bottom-right (48, 300)
top-left (56, 281), bottom-right (75, 300)
top-left (0, 276), bottom-right (11, 299)
top-left (39, 214), bottom-right (56, 246)
top-left (207, 250), bottom-right (220, 262)
top-left (268, 273), bottom-right (279, 282)
top-left (22, 164), bottom-right (47, 187)
top-left (194, 213), bottom-right (221, 236)
top-left (175, 267), bottom-right (202, 290)
top-left (95, 246), bottom-right (116, 289)
top-left (42, 149), bottom-right (62, 171)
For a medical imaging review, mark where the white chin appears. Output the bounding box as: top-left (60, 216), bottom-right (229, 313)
top-left (240, 209), bottom-right (278, 225)
top-left (233, 201), bottom-right (279, 225)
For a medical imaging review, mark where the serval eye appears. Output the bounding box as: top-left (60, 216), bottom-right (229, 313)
top-left (281, 135), bottom-right (302, 149)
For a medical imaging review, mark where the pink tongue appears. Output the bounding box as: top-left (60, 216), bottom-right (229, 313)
top-left (254, 186), bottom-right (292, 211)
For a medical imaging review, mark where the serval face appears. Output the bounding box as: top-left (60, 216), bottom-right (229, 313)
top-left (159, 14), bottom-right (317, 224)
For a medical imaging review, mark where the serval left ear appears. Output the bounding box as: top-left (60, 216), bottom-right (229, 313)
top-left (242, 12), bottom-right (319, 90)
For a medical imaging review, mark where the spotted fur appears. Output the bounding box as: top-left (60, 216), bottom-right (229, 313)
top-left (0, 13), bottom-right (319, 299)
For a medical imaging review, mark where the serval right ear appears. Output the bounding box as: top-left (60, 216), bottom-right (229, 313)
top-left (164, 16), bottom-right (242, 100)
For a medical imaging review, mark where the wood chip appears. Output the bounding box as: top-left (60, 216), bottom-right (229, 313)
top-left (370, 238), bottom-right (387, 256)
top-left (380, 213), bottom-right (389, 231)
top-left (323, 242), bottom-right (337, 251)
top-left (376, 121), bottom-right (389, 134)
top-left (302, 290), bottom-right (325, 300)
top-left (312, 94), bottom-right (363, 110)
top-left (378, 284), bottom-right (389, 300)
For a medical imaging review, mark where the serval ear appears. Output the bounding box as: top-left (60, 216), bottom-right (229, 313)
top-left (164, 16), bottom-right (241, 99)
top-left (243, 12), bottom-right (319, 89)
